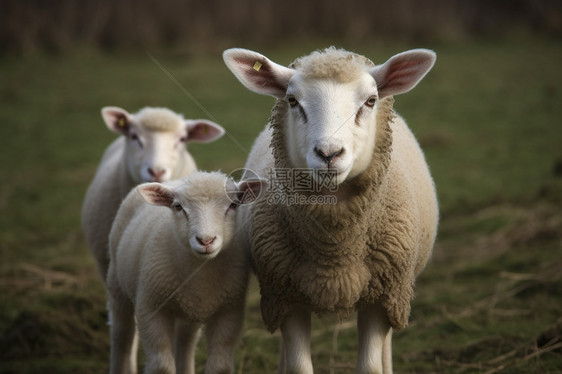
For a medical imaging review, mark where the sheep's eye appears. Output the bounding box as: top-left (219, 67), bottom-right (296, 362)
top-left (228, 202), bottom-right (238, 211)
top-left (130, 133), bottom-right (143, 147)
top-left (287, 96), bottom-right (298, 107)
top-left (179, 135), bottom-right (188, 143)
top-left (173, 203), bottom-right (183, 212)
top-left (365, 96), bottom-right (377, 108)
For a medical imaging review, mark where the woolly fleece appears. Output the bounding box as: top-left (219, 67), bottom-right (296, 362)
top-left (135, 107), bottom-right (186, 132)
top-left (107, 172), bottom-right (249, 324)
top-left (291, 46), bottom-right (375, 82)
top-left (249, 92), bottom-right (437, 332)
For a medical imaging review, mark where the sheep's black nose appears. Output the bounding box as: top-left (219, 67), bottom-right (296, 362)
top-left (314, 147), bottom-right (344, 164)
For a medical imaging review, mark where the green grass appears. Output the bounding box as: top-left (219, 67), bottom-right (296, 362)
top-left (1, 38), bottom-right (561, 373)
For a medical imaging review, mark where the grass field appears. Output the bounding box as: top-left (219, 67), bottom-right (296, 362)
top-left (1, 38), bottom-right (561, 373)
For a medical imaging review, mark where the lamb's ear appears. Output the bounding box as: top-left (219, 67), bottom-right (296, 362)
top-left (101, 106), bottom-right (133, 135)
top-left (185, 120), bottom-right (225, 143)
top-left (137, 183), bottom-right (175, 207)
top-left (370, 49), bottom-right (436, 98)
top-left (223, 48), bottom-right (295, 98)
top-left (236, 179), bottom-right (268, 204)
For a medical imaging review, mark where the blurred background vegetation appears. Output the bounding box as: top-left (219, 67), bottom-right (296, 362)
top-left (1, 1), bottom-right (561, 373)
top-left (1, 0), bottom-right (561, 55)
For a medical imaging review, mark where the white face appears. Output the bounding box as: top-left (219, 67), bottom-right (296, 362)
top-left (169, 186), bottom-right (237, 259)
top-left (137, 174), bottom-right (266, 260)
top-left (125, 124), bottom-right (188, 183)
top-left (102, 106), bottom-right (225, 184)
top-left (222, 47), bottom-right (437, 186)
top-left (285, 73), bottom-right (380, 183)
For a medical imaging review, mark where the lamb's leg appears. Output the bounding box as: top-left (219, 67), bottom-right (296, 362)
top-left (109, 296), bottom-right (136, 374)
top-left (174, 321), bottom-right (201, 374)
top-left (278, 307), bottom-right (313, 374)
top-left (204, 302), bottom-right (245, 374)
top-left (356, 304), bottom-right (392, 374)
top-left (137, 309), bottom-right (176, 374)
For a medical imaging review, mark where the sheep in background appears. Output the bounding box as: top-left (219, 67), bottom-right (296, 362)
top-left (107, 171), bottom-right (265, 374)
top-left (223, 47), bottom-right (438, 374)
top-left (82, 106), bottom-right (224, 281)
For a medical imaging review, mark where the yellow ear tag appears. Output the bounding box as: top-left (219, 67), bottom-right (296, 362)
top-left (118, 117), bottom-right (126, 128)
top-left (253, 61), bottom-right (262, 72)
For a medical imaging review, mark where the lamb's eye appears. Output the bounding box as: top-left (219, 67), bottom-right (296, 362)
top-left (179, 136), bottom-right (188, 142)
top-left (173, 203), bottom-right (183, 212)
top-left (287, 96), bottom-right (298, 107)
top-left (365, 96), bottom-right (377, 108)
top-left (228, 202), bottom-right (238, 211)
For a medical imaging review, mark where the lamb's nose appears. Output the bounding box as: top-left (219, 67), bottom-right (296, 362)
top-left (196, 236), bottom-right (216, 246)
top-left (148, 167), bottom-right (166, 181)
top-left (314, 147), bottom-right (344, 164)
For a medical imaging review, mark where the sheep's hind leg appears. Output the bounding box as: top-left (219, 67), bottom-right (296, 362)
top-left (278, 307), bottom-right (313, 374)
top-left (356, 304), bottom-right (392, 374)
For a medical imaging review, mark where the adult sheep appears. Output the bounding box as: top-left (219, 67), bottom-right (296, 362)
top-left (223, 47), bottom-right (438, 374)
top-left (107, 171), bottom-right (265, 374)
top-left (82, 106), bottom-right (224, 281)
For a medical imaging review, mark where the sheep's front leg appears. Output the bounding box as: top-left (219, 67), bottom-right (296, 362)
top-left (279, 307), bottom-right (313, 374)
top-left (137, 309), bottom-right (176, 374)
top-left (204, 302), bottom-right (245, 374)
top-left (109, 296), bottom-right (137, 374)
top-left (174, 321), bottom-right (201, 374)
top-left (382, 327), bottom-right (393, 374)
top-left (129, 329), bottom-right (139, 374)
top-left (356, 304), bottom-right (392, 374)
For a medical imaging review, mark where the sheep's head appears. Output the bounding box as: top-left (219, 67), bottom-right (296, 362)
top-left (223, 47), bottom-right (435, 185)
top-left (101, 107), bottom-right (224, 183)
top-left (137, 172), bottom-right (266, 259)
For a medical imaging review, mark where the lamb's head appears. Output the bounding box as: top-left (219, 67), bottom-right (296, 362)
top-left (223, 47), bottom-right (435, 184)
top-left (101, 106), bottom-right (224, 183)
top-left (137, 171), bottom-right (265, 259)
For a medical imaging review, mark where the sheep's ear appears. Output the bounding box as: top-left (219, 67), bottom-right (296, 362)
top-left (236, 179), bottom-right (268, 204)
top-left (137, 183), bottom-right (175, 207)
top-left (185, 120), bottom-right (225, 143)
top-left (370, 49), bottom-right (436, 98)
top-left (101, 106), bottom-right (133, 135)
top-left (223, 48), bottom-right (295, 98)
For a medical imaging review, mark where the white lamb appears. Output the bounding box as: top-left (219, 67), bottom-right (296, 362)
top-left (223, 47), bottom-right (439, 374)
top-left (82, 106), bottom-right (224, 281)
top-left (107, 171), bottom-right (264, 374)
